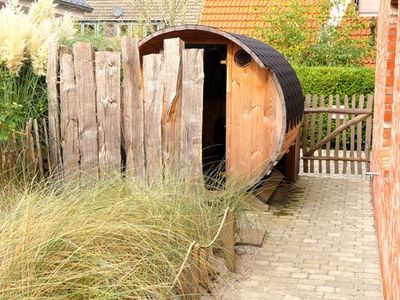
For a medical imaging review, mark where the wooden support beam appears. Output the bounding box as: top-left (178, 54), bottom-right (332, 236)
top-left (285, 132), bottom-right (301, 182)
top-left (255, 170), bottom-right (284, 203)
top-left (236, 227), bottom-right (266, 248)
top-left (244, 194), bottom-right (270, 212)
top-left (302, 96), bottom-right (311, 173)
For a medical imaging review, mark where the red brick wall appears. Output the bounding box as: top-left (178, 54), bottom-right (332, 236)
top-left (372, 0), bottom-right (400, 299)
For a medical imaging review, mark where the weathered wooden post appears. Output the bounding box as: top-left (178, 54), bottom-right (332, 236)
top-left (121, 37), bottom-right (146, 182)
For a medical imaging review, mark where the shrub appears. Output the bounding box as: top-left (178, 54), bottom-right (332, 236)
top-left (0, 0), bottom-right (76, 140)
top-left (0, 65), bottom-right (47, 141)
top-left (0, 0), bottom-right (75, 75)
top-left (294, 66), bottom-right (375, 97)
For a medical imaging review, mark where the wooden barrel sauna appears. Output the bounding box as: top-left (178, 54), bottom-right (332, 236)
top-left (139, 25), bottom-right (304, 187)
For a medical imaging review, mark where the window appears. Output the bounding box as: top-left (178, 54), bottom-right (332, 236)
top-left (79, 20), bottom-right (166, 38)
top-left (81, 22), bottom-right (99, 36)
top-left (103, 22), bottom-right (116, 37)
top-left (117, 23), bottom-right (132, 36)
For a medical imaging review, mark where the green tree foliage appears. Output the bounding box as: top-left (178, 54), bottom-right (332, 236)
top-left (257, 0), bottom-right (374, 66)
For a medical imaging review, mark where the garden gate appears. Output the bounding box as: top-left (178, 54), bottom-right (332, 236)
top-left (301, 95), bottom-right (374, 175)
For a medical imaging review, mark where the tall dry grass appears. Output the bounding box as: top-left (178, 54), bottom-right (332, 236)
top-left (0, 173), bottom-right (246, 299)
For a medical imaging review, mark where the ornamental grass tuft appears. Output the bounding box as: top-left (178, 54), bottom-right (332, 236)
top-left (0, 173), bottom-right (246, 299)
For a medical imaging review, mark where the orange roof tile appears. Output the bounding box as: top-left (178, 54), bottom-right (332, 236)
top-left (200, 0), bottom-right (329, 37)
top-left (200, 0), bottom-right (374, 37)
top-left (200, 0), bottom-right (376, 65)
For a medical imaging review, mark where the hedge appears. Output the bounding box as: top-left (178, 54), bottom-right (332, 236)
top-left (293, 66), bottom-right (375, 97)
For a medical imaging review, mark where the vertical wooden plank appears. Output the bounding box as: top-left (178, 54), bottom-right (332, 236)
top-left (26, 119), bottom-right (35, 176)
top-left (357, 95), bottom-right (365, 175)
top-left (334, 95), bottom-right (341, 174)
top-left (33, 119), bottom-right (43, 178)
top-left (221, 209), bottom-right (236, 273)
top-left (226, 44), bottom-right (233, 178)
top-left (342, 96), bottom-right (349, 174)
top-left (95, 51), bottom-right (121, 176)
top-left (22, 123), bottom-right (27, 179)
top-left (286, 132), bottom-right (301, 182)
top-left (350, 96), bottom-right (356, 174)
top-left (309, 95), bottom-right (318, 173)
top-left (143, 54), bottom-right (164, 183)
top-left (326, 95), bottom-right (333, 174)
top-left (180, 49), bottom-right (204, 181)
top-left (190, 245), bottom-right (201, 299)
top-left (43, 119), bottom-right (52, 176)
top-left (317, 96), bottom-right (324, 173)
top-left (46, 42), bottom-right (61, 172)
top-left (302, 95), bottom-right (311, 173)
top-left (73, 43), bottom-right (99, 175)
top-left (60, 53), bottom-right (80, 175)
top-left (121, 37), bottom-right (145, 182)
top-left (365, 95), bottom-right (374, 173)
top-left (178, 267), bottom-right (194, 299)
top-left (163, 38), bottom-right (184, 172)
top-left (198, 248), bottom-right (210, 291)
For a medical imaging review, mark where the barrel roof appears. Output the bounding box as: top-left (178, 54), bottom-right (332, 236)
top-left (140, 25), bottom-right (304, 129)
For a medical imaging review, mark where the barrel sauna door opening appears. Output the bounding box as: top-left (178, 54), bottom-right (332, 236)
top-left (188, 44), bottom-right (227, 177)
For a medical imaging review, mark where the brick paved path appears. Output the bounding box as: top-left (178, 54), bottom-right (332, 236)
top-left (213, 174), bottom-right (382, 300)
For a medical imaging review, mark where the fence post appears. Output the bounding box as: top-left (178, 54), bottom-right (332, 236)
top-left (121, 37), bottom-right (145, 182)
top-left (221, 209), bottom-right (236, 273)
top-left (143, 54), bottom-right (164, 183)
top-left (60, 52), bottom-right (80, 175)
top-left (46, 42), bottom-right (61, 173)
top-left (162, 38), bottom-right (184, 174)
top-left (73, 43), bottom-right (99, 176)
top-left (95, 51), bottom-right (121, 176)
top-left (180, 49), bottom-right (204, 181)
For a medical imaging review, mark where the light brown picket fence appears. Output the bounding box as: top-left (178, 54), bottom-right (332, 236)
top-left (301, 95), bottom-right (374, 175)
top-left (47, 38), bottom-right (204, 181)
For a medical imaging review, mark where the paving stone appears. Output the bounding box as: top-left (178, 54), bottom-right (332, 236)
top-left (207, 175), bottom-right (383, 300)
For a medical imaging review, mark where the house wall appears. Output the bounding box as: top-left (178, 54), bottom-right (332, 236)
top-left (358, 0), bottom-right (380, 16)
top-left (372, 0), bottom-right (400, 298)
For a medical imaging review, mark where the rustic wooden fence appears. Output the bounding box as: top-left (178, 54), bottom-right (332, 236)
top-left (301, 95), bottom-right (374, 175)
top-left (47, 37), bottom-right (204, 181)
top-left (0, 119), bottom-right (50, 183)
